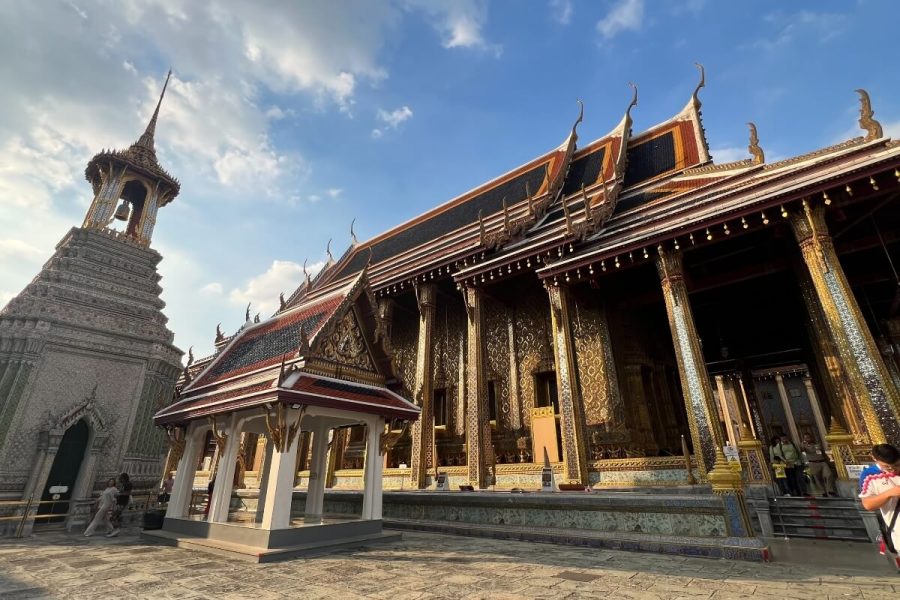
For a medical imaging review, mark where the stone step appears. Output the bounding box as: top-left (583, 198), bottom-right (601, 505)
top-left (383, 517), bottom-right (769, 562)
top-left (766, 497), bottom-right (869, 542)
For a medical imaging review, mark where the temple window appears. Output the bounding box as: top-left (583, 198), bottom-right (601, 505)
top-left (487, 381), bottom-right (499, 423)
top-left (434, 388), bottom-right (448, 428)
top-left (534, 371), bottom-right (559, 413)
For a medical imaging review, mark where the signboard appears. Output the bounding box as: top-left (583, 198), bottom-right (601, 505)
top-left (723, 445), bottom-right (740, 462)
top-left (48, 486), bottom-right (68, 494)
top-left (435, 472), bottom-right (450, 491)
top-left (846, 464), bottom-right (868, 481)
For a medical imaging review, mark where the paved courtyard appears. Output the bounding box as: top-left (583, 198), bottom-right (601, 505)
top-left (0, 528), bottom-right (895, 599)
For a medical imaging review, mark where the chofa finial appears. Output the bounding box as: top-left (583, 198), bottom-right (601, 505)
top-left (279, 292), bottom-right (286, 311)
top-left (856, 89), bottom-right (883, 141)
top-left (254, 313), bottom-right (260, 324)
top-left (626, 82), bottom-right (638, 118)
top-left (186, 345), bottom-right (194, 366)
top-left (747, 122), bottom-right (765, 165)
top-left (350, 218), bottom-right (359, 246)
top-left (245, 302), bottom-right (251, 322)
top-left (692, 63), bottom-right (705, 108)
top-left (215, 323), bottom-right (224, 343)
top-left (303, 259), bottom-right (311, 285)
top-left (571, 99), bottom-right (584, 140)
top-left (326, 238), bottom-right (334, 264)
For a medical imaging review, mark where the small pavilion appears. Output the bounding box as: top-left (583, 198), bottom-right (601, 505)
top-left (148, 270), bottom-right (419, 561)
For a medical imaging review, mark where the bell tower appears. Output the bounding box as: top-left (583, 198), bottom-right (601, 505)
top-left (82, 70), bottom-right (179, 246)
top-left (0, 71), bottom-right (184, 532)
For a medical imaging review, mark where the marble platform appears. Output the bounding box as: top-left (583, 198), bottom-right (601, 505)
top-left (142, 516), bottom-right (400, 563)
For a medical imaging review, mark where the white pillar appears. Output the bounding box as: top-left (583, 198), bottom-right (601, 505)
top-left (775, 374), bottom-right (801, 447)
top-left (260, 423), bottom-right (302, 530)
top-left (304, 425), bottom-right (330, 521)
top-left (803, 376), bottom-right (830, 448)
top-left (166, 424), bottom-right (203, 519)
top-left (208, 414), bottom-right (241, 523)
top-left (254, 438), bottom-right (275, 523)
top-left (368, 418), bottom-right (384, 520)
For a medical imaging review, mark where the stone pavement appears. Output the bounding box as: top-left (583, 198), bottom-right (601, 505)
top-left (0, 528), bottom-right (895, 599)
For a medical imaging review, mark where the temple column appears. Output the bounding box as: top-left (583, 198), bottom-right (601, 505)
top-left (304, 425), bottom-right (330, 520)
top-left (463, 286), bottom-right (490, 488)
top-left (656, 248), bottom-right (726, 476)
top-left (362, 418), bottom-right (384, 520)
top-left (325, 427), bottom-right (347, 488)
top-left (546, 284), bottom-right (589, 484)
top-left (166, 423), bottom-right (204, 519)
top-left (255, 438), bottom-right (275, 523)
top-left (774, 374), bottom-right (801, 446)
top-left (410, 283), bottom-right (436, 489)
top-left (260, 415), bottom-right (302, 531)
top-left (789, 203), bottom-right (900, 444)
top-left (208, 413), bottom-right (241, 523)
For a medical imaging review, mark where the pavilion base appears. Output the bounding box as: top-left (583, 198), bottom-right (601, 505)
top-left (142, 517), bottom-right (400, 563)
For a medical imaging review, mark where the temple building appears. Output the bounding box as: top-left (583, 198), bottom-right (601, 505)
top-left (0, 73), bottom-right (182, 532)
top-left (161, 70), bottom-right (899, 558)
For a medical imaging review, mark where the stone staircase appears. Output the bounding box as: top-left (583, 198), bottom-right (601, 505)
top-left (767, 496), bottom-right (870, 542)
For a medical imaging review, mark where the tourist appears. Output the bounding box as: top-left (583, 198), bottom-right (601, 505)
top-left (770, 435), bottom-right (804, 496)
top-left (158, 472), bottom-right (174, 503)
top-left (203, 477), bottom-right (215, 517)
top-left (84, 478), bottom-right (118, 537)
top-left (859, 444), bottom-right (900, 557)
top-left (772, 458), bottom-right (790, 496)
top-left (800, 433), bottom-right (835, 497)
top-left (109, 472), bottom-right (132, 537)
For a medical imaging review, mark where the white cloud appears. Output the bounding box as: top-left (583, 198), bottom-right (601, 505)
top-left (753, 10), bottom-right (846, 52)
top-left (228, 259), bottom-right (324, 317)
top-left (0, 239), bottom-right (46, 262)
top-left (710, 147), bottom-right (747, 164)
top-left (378, 106), bottom-right (414, 128)
top-left (327, 188), bottom-right (343, 198)
top-left (200, 282), bottom-right (223, 295)
top-left (406, 0), bottom-right (500, 55)
top-left (371, 128), bottom-right (384, 139)
top-left (549, 0), bottom-right (573, 25)
top-left (597, 0), bottom-right (644, 40)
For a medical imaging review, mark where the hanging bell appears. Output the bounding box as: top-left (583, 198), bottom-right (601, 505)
top-left (113, 201), bottom-right (130, 221)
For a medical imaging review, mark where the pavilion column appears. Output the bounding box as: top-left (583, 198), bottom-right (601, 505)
top-left (209, 413), bottom-right (241, 523)
top-left (166, 423), bottom-right (204, 520)
top-left (304, 425), bottom-right (330, 521)
top-left (656, 248), bottom-right (726, 476)
top-left (789, 203), bottom-right (900, 444)
top-left (463, 286), bottom-right (490, 488)
top-left (255, 438), bottom-right (275, 523)
top-left (362, 418), bottom-right (384, 520)
top-left (260, 412), bottom-right (303, 530)
top-left (410, 283), bottom-right (437, 489)
top-left (326, 428), bottom-right (348, 488)
top-left (774, 374), bottom-right (801, 446)
top-left (546, 284), bottom-right (589, 485)
top-left (802, 376), bottom-right (829, 446)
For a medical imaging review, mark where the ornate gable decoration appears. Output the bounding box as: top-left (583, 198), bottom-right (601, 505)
top-left (318, 309), bottom-right (376, 372)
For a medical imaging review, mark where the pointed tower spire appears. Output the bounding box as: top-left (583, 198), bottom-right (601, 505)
top-left (136, 69), bottom-right (172, 153)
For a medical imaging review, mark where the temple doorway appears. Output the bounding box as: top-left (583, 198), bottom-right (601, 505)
top-left (36, 418), bottom-right (89, 524)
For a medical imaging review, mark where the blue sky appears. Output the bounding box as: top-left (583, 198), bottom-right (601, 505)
top-left (1, 0), bottom-right (898, 361)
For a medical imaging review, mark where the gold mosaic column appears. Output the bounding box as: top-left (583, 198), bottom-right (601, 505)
top-left (656, 248), bottom-right (725, 476)
top-left (463, 286), bottom-right (490, 488)
top-left (546, 284), bottom-right (589, 484)
top-left (790, 203), bottom-right (900, 444)
top-left (797, 271), bottom-right (868, 442)
top-left (410, 283), bottom-right (437, 488)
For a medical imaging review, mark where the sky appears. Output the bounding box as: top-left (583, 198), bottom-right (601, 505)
top-left (2, 0), bottom-right (899, 362)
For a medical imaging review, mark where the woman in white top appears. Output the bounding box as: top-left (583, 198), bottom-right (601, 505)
top-left (84, 478), bottom-right (118, 537)
top-left (860, 444), bottom-right (900, 554)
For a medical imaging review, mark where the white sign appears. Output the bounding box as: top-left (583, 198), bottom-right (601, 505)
top-left (48, 486), bottom-right (68, 494)
top-left (846, 464), bottom-right (868, 481)
top-left (723, 445), bottom-right (740, 462)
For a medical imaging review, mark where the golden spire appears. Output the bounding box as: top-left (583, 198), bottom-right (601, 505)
top-left (135, 69), bottom-right (172, 153)
top-left (856, 89), bottom-right (883, 141)
top-left (747, 122), bottom-right (765, 164)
